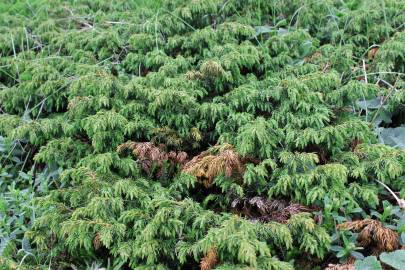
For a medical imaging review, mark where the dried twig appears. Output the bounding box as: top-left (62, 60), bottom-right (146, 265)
top-left (375, 180), bottom-right (405, 209)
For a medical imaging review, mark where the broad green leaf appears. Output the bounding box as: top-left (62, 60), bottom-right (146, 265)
top-left (351, 251), bottom-right (365, 260)
top-left (356, 97), bottom-right (382, 110)
top-left (380, 250), bottom-right (405, 270)
top-left (354, 256), bottom-right (382, 270)
top-left (378, 127), bottom-right (405, 148)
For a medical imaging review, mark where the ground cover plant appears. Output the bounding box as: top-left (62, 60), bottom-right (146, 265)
top-left (0, 0), bottom-right (405, 269)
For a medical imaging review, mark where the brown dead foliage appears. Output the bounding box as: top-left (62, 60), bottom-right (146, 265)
top-left (183, 144), bottom-right (244, 188)
top-left (200, 248), bottom-right (218, 270)
top-left (117, 141), bottom-right (188, 177)
top-left (368, 47), bottom-right (379, 59)
top-left (231, 197), bottom-right (316, 223)
top-left (325, 263), bottom-right (355, 270)
top-left (93, 233), bottom-right (101, 250)
top-left (350, 139), bottom-right (361, 151)
top-left (337, 219), bottom-right (399, 254)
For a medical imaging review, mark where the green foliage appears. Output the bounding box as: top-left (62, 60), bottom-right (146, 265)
top-left (0, 0), bottom-right (404, 269)
top-left (331, 231), bottom-right (365, 262)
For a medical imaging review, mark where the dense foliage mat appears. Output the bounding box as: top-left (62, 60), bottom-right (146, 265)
top-left (0, 0), bottom-right (405, 269)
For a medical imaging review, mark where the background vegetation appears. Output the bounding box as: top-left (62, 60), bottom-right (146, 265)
top-left (0, 0), bottom-right (404, 269)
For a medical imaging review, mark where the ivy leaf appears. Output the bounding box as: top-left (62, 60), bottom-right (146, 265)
top-left (351, 250), bottom-right (365, 260)
top-left (354, 256), bottom-right (382, 270)
top-left (356, 97), bottom-right (382, 110)
top-left (373, 109), bottom-right (392, 125)
top-left (380, 250), bottom-right (405, 270)
top-left (378, 127), bottom-right (405, 148)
